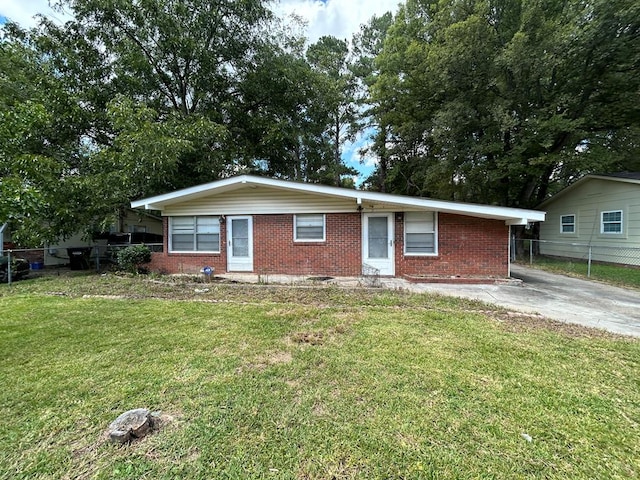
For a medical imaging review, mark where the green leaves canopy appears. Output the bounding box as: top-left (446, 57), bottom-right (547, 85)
top-left (2, 0), bottom-right (639, 246)
top-left (1, 1), bottom-right (365, 245)
top-left (369, 0), bottom-right (640, 206)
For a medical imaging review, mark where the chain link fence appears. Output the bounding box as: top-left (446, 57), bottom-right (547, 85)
top-left (1, 243), bottom-right (163, 285)
top-left (516, 239), bottom-right (640, 277)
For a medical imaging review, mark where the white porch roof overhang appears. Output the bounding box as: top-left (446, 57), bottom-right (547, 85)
top-left (131, 175), bottom-right (545, 226)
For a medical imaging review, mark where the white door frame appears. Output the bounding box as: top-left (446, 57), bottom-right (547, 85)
top-left (226, 216), bottom-right (253, 272)
top-left (362, 213), bottom-right (395, 276)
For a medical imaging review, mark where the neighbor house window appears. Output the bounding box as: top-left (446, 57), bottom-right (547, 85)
top-left (404, 211), bottom-right (437, 254)
top-left (294, 214), bottom-right (325, 241)
top-left (560, 214), bottom-right (575, 234)
top-left (601, 210), bottom-right (623, 234)
top-left (170, 216), bottom-right (220, 252)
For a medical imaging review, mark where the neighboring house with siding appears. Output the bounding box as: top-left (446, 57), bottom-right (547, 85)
top-left (537, 173), bottom-right (640, 266)
top-left (131, 175), bottom-right (544, 279)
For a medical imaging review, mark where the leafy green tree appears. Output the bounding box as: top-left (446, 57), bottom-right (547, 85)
top-left (47, 0), bottom-right (276, 187)
top-left (351, 12), bottom-right (394, 191)
top-left (0, 29), bottom-right (87, 245)
top-left (0, 0), bottom-right (287, 244)
top-left (306, 36), bottom-right (360, 185)
top-left (369, 0), bottom-right (640, 206)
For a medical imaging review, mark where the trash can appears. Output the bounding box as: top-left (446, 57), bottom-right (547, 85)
top-left (67, 247), bottom-right (92, 270)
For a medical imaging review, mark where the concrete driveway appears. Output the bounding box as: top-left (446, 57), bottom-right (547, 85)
top-left (393, 265), bottom-right (640, 337)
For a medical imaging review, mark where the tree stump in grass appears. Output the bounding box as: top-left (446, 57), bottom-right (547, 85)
top-left (107, 408), bottom-right (155, 444)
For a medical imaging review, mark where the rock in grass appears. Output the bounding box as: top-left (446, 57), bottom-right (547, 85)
top-left (107, 408), bottom-right (154, 444)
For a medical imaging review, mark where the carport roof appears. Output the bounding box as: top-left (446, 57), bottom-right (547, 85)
top-left (131, 175), bottom-right (545, 225)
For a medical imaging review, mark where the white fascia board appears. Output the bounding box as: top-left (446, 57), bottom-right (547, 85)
top-left (354, 193), bottom-right (545, 223)
top-left (131, 175), bottom-right (546, 224)
top-left (130, 176), bottom-right (248, 209)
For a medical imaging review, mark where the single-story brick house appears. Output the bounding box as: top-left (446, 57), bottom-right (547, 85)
top-left (131, 175), bottom-right (545, 279)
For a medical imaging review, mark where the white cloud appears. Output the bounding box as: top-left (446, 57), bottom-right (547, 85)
top-left (0, 0), bottom-right (70, 27)
top-left (275, 0), bottom-right (400, 43)
top-left (2, 1), bottom-right (401, 39)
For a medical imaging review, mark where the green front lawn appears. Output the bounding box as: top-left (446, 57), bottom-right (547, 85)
top-left (522, 257), bottom-right (640, 289)
top-left (1, 274), bottom-right (638, 479)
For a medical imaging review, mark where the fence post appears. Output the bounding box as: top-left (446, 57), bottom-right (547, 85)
top-left (587, 245), bottom-right (592, 278)
top-left (7, 250), bottom-right (12, 286)
top-left (529, 239), bottom-right (533, 265)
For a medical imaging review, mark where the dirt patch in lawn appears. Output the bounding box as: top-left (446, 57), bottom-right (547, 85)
top-left (239, 351), bottom-right (293, 373)
top-left (492, 311), bottom-right (632, 340)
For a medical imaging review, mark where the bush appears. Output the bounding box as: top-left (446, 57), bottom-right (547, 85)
top-left (116, 245), bottom-right (152, 274)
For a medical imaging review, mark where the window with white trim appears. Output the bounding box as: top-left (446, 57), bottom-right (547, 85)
top-left (601, 210), bottom-right (622, 234)
top-left (294, 214), bottom-right (325, 241)
top-left (170, 216), bottom-right (220, 252)
top-left (560, 214), bottom-right (575, 234)
top-left (404, 211), bottom-right (436, 254)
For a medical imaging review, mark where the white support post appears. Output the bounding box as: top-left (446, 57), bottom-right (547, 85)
top-left (508, 226), bottom-right (512, 277)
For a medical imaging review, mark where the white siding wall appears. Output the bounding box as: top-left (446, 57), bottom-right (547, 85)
top-left (162, 187), bottom-right (402, 216)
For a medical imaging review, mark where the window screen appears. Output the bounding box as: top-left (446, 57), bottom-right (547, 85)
top-left (170, 216), bottom-right (220, 251)
top-left (404, 212), bottom-right (436, 254)
top-left (295, 214), bottom-right (325, 241)
top-left (368, 216), bottom-right (388, 258)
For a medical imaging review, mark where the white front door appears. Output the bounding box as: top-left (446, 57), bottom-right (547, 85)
top-left (362, 213), bottom-right (395, 276)
top-left (227, 216), bottom-right (253, 271)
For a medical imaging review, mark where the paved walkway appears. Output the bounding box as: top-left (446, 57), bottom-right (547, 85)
top-left (221, 266), bottom-right (640, 337)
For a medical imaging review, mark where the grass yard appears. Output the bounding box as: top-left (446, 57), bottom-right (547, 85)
top-left (1, 273), bottom-right (639, 479)
top-left (522, 257), bottom-right (640, 290)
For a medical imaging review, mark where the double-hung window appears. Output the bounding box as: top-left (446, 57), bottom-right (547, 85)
top-left (560, 214), bottom-right (576, 234)
top-left (601, 210), bottom-right (623, 234)
top-left (404, 212), bottom-right (437, 255)
top-left (294, 214), bottom-right (325, 242)
top-left (170, 216), bottom-right (220, 252)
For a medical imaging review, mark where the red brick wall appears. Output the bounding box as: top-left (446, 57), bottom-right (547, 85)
top-left (395, 213), bottom-right (508, 277)
top-left (147, 217), bottom-right (227, 275)
top-left (149, 212), bottom-right (508, 277)
top-left (253, 213), bottom-right (362, 276)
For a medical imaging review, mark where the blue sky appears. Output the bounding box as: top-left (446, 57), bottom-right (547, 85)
top-left (0, 0), bottom-right (399, 184)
